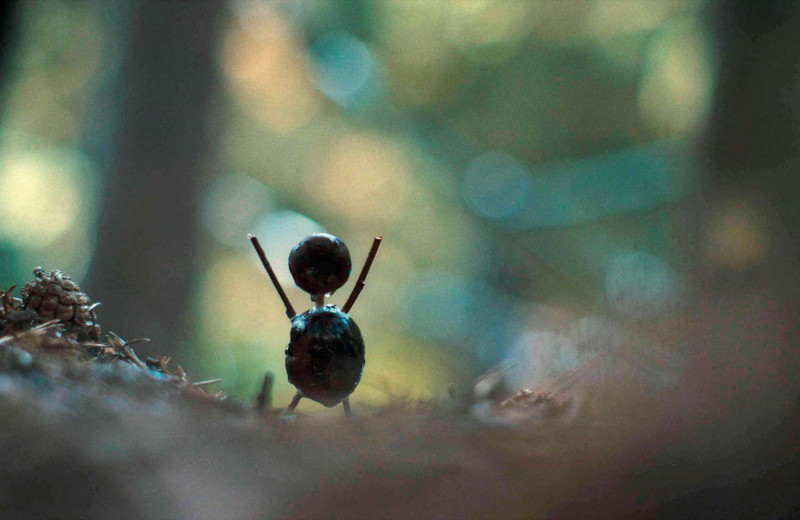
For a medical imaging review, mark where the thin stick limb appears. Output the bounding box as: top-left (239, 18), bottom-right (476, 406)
top-left (342, 236), bottom-right (382, 313)
top-left (285, 391), bottom-right (302, 414)
top-left (193, 379), bottom-right (223, 387)
top-left (248, 234), bottom-right (296, 319)
top-left (342, 397), bottom-right (352, 417)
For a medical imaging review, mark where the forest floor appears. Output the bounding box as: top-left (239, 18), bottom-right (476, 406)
top-left (1, 275), bottom-right (799, 519)
top-left (0, 319), bottom-right (798, 520)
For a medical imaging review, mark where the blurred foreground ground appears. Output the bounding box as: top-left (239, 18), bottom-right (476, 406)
top-left (0, 300), bottom-right (797, 520)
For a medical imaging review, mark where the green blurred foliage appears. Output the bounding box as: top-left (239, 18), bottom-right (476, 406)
top-left (0, 0), bottom-right (711, 409)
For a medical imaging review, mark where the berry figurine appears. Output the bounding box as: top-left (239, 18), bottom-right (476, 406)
top-left (248, 233), bottom-right (382, 416)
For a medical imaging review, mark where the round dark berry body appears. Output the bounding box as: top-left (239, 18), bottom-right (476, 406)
top-left (285, 305), bottom-right (365, 407)
top-left (288, 234), bottom-right (351, 296)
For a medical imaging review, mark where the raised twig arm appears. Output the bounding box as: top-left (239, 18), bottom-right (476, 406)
top-left (342, 236), bottom-right (382, 313)
top-left (248, 234), bottom-right (296, 320)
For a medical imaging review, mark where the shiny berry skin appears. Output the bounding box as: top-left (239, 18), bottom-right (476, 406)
top-left (285, 305), bottom-right (365, 407)
top-left (288, 234), bottom-right (352, 296)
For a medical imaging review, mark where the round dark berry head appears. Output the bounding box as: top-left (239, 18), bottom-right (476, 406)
top-left (288, 234), bottom-right (351, 295)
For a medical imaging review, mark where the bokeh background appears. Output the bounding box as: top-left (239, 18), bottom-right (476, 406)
top-left (0, 0), bottom-right (738, 411)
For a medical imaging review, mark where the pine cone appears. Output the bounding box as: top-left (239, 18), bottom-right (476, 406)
top-left (21, 267), bottom-right (101, 340)
top-left (0, 284), bottom-right (22, 320)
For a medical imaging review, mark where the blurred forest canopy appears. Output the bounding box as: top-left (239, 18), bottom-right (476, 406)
top-left (0, 0), bottom-right (715, 408)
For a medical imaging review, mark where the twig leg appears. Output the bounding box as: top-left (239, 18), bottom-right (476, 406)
top-left (285, 391), bottom-right (302, 414)
top-left (342, 397), bottom-right (352, 417)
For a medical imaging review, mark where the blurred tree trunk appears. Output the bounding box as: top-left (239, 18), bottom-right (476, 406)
top-left (0, 0), bottom-right (18, 85)
top-left (0, 0), bottom-right (20, 285)
top-left (703, 0), bottom-right (800, 259)
top-left (87, 1), bottom-right (224, 357)
top-left (649, 1), bottom-right (800, 514)
top-left (696, 0), bottom-right (800, 441)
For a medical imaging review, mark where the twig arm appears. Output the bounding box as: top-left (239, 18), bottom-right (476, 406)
top-left (342, 236), bottom-right (382, 313)
top-left (248, 234), bottom-right (296, 319)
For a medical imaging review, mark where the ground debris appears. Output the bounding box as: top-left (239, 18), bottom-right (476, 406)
top-left (0, 269), bottom-right (221, 398)
top-left (500, 388), bottom-right (555, 408)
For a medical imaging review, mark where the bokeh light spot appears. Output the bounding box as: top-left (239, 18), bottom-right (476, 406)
top-left (0, 150), bottom-right (88, 248)
top-left (201, 172), bottom-right (273, 248)
top-left (398, 271), bottom-right (470, 341)
top-left (605, 251), bottom-right (679, 320)
top-left (313, 132), bottom-right (410, 224)
top-left (506, 330), bottom-right (581, 390)
top-left (309, 32), bottom-right (375, 107)
top-left (586, 0), bottom-right (671, 38)
top-left (220, 9), bottom-right (320, 134)
top-left (462, 151), bottom-right (532, 220)
top-left (638, 24), bottom-right (713, 136)
top-left (443, 0), bottom-right (532, 63)
top-left (200, 254), bottom-right (280, 345)
top-left (705, 198), bottom-right (768, 271)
